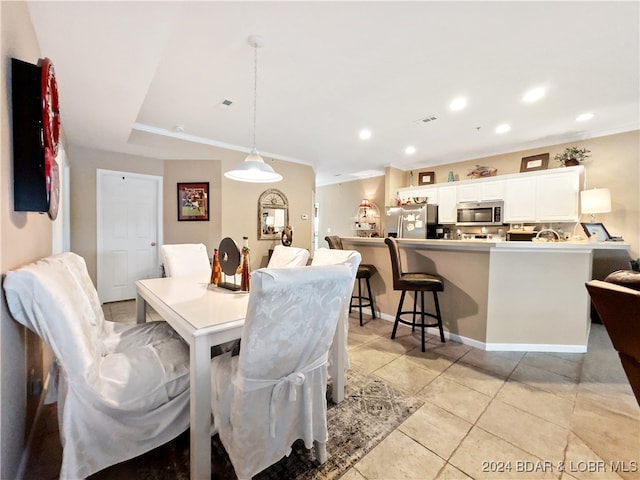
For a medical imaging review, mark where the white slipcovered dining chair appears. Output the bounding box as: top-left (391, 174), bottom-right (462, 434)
top-left (3, 253), bottom-right (190, 479)
top-left (266, 244), bottom-right (310, 268)
top-left (160, 242), bottom-right (211, 277)
top-left (311, 248), bottom-right (361, 392)
top-left (210, 265), bottom-right (354, 480)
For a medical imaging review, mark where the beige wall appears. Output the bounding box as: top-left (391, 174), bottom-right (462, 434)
top-left (342, 240), bottom-right (491, 343)
top-left (1, 3), bottom-right (51, 478)
top-left (68, 146), bottom-right (164, 283)
top-left (70, 145), bottom-right (316, 282)
top-left (320, 131), bottom-right (640, 258)
top-left (316, 175), bottom-right (385, 246)
top-left (164, 153), bottom-right (316, 269)
top-left (218, 152), bottom-right (316, 269)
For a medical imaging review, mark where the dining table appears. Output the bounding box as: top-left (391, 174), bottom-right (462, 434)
top-left (135, 273), bottom-right (348, 479)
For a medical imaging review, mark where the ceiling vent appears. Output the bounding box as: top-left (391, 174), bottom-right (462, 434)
top-left (218, 98), bottom-right (234, 108)
top-left (420, 115), bottom-right (438, 123)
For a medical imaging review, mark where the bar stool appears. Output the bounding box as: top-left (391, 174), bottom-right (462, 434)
top-left (384, 237), bottom-right (445, 352)
top-left (325, 235), bottom-right (377, 326)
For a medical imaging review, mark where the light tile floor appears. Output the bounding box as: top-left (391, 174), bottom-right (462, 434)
top-left (25, 301), bottom-right (640, 480)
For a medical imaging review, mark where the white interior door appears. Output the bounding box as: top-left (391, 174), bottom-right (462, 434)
top-left (97, 169), bottom-right (163, 303)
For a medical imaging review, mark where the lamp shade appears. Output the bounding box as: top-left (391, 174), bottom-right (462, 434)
top-left (581, 188), bottom-right (611, 214)
top-left (224, 149), bottom-right (283, 183)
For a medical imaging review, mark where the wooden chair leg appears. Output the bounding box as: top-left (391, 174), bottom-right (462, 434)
top-left (357, 277), bottom-right (364, 326)
top-left (366, 277), bottom-right (376, 319)
top-left (391, 290), bottom-right (406, 339)
top-left (433, 291), bottom-right (445, 343)
top-left (420, 291), bottom-right (426, 352)
top-left (411, 292), bottom-right (418, 332)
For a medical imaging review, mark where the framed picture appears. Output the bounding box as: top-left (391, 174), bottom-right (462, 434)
top-left (520, 153), bottom-right (549, 172)
top-left (581, 222), bottom-right (612, 242)
top-left (177, 182), bottom-right (209, 221)
top-left (418, 171), bottom-right (435, 185)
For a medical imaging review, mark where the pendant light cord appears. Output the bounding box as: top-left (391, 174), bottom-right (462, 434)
top-left (252, 42), bottom-right (258, 151)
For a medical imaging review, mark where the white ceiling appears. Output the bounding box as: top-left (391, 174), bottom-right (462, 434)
top-left (27, 1), bottom-right (639, 186)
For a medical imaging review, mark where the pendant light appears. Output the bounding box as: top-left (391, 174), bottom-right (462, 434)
top-left (224, 35), bottom-right (282, 183)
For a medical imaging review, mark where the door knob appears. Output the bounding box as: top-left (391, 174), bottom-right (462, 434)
top-left (151, 242), bottom-right (156, 247)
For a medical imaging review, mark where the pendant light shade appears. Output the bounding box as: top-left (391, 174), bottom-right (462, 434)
top-left (224, 35), bottom-right (282, 183)
top-left (224, 148), bottom-right (282, 183)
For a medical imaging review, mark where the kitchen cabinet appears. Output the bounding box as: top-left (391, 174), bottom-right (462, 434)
top-left (456, 183), bottom-right (478, 203)
top-left (503, 177), bottom-right (536, 222)
top-left (503, 167), bottom-right (582, 222)
top-left (436, 185), bottom-right (457, 223)
top-left (398, 166), bottom-right (583, 225)
top-left (480, 181), bottom-right (505, 201)
top-left (535, 172), bottom-right (580, 221)
top-left (457, 180), bottom-right (504, 203)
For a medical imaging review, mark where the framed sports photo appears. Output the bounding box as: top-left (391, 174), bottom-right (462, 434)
top-left (177, 182), bottom-right (209, 221)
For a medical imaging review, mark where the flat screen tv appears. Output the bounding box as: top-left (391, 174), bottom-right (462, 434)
top-left (11, 57), bottom-right (48, 212)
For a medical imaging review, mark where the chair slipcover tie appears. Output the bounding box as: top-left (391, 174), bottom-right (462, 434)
top-left (234, 353), bottom-right (329, 437)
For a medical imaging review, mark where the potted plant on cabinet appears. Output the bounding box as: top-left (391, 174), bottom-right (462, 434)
top-left (554, 146), bottom-right (591, 166)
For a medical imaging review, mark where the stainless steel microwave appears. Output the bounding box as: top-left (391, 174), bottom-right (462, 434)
top-left (456, 201), bottom-right (504, 226)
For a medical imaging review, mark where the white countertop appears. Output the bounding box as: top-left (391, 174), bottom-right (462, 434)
top-left (342, 237), bottom-right (631, 252)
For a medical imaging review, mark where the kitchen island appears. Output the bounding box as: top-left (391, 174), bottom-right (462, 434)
top-left (341, 237), bottom-right (631, 352)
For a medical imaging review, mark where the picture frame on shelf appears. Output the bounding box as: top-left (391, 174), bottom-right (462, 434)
top-left (177, 182), bottom-right (209, 221)
top-left (418, 171), bottom-right (435, 185)
top-left (520, 153), bottom-right (549, 172)
top-left (581, 222), bottom-right (612, 242)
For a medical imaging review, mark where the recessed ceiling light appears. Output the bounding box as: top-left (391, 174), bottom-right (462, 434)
top-left (495, 123), bottom-right (511, 134)
top-left (523, 88), bottom-right (545, 103)
top-left (576, 112), bottom-right (594, 122)
top-left (359, 129), bottom-right (372, 140)
top-left (405, 146), bottom-right (416, 155)
top-left (449, 97), bottom-right (467, 111)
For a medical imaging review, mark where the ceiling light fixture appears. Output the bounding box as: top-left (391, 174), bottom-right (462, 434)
top-left (359, 129), bottom-right (372, 140)
top-left (495, 123), bottom-right (511, 134)
top-left (224, 35), bottom-right (282, 183)
top-left (523, 87), bottom-right (545, 103)
top-left (449, 97), bottom-right (467, 111)
top-left (576, 112), bottom-right (594, 122)
top-left (405, 146), bottom-right (416, 155)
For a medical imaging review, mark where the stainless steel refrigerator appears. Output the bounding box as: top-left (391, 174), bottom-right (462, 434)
top-left (385, 204), bottom-right (439, 239)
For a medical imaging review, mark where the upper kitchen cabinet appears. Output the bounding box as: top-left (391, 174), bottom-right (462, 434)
top-left (398, 165), bottom-right (583, 225)
top-left (437, 185), bottom-right (457, 223)
top-left (457, 180), bottom-right (504, 203)
top-left (504, 166), bottom-right (583, 223)
top-left (535, 171), bottom-right (581, 221)
top-left (503, 177), bottom-right (536, 221)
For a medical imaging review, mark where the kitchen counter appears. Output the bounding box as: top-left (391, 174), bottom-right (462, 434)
top-left (340, 237), bottom-right (631, 352)
top-left (346, 236), bottom-right (630, 250)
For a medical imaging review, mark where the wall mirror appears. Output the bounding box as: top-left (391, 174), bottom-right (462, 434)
top-left (258, 189), bottom-right (288, 240)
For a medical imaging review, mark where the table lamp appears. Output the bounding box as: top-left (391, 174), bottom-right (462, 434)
top-left (580, 188), bottom-right (611, 222)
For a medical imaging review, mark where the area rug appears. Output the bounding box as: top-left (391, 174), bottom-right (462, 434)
top-left (90, 369), bottom-right (423, 480)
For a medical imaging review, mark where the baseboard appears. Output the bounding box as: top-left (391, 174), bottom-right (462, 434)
top-left (484, 343), bottom-right (587, 353)
top-left (370, 312), bottom-right (586, 353)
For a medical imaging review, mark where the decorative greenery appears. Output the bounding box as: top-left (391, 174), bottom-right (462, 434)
top-left (554, 146), bottom-right (591, 166)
